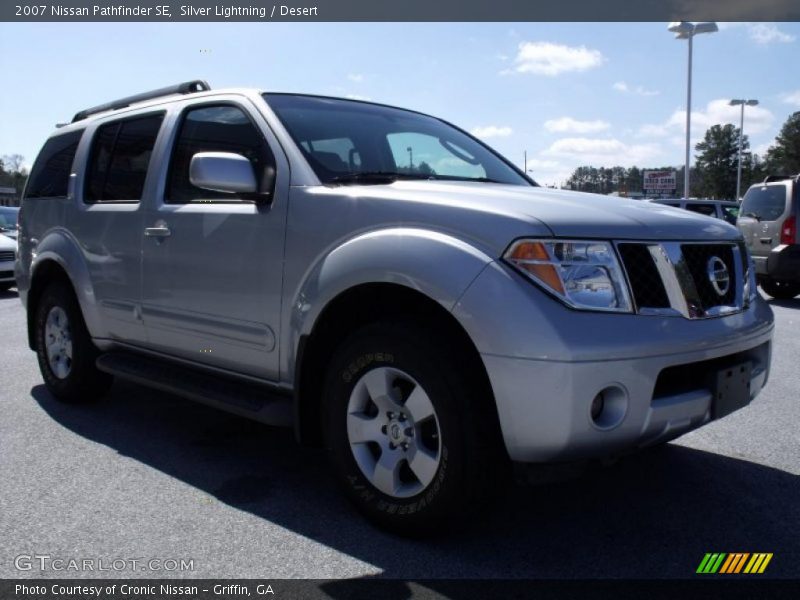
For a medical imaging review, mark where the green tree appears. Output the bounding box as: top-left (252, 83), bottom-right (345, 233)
top-left (764, 111), bottom-right (800, 174)
top-left (694, 124), bottom-right (746, 199)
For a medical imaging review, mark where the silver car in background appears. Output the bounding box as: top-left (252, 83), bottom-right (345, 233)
top-left (16, 82), bottom-right (774, 534)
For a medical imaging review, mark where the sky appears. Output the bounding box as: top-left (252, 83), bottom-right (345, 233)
top-left (1, 21), bottom-right (799, 186)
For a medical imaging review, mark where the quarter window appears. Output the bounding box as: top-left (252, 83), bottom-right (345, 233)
top-left (166, 105), bottom-right (275, 203)
top-left (24, 130), bottom-right (84, 199)
top-left (85, 114), bottom-right (165, 203)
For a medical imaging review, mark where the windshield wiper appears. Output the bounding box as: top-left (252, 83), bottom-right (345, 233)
top-left (743, 212), bottom-right (762, 221)
top-left (329, 172), bottom-right (504, 185)
top-left (329, 171), bottom-right (435, 185)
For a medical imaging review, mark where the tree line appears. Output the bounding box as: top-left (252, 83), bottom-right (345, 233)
top-left (565, 111), bottom-right (800, 199)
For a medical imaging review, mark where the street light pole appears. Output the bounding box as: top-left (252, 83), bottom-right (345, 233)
top-left (729, 98), bottom-right (759, 201)
top-left (684, 33), bottom-right (693, 200)
top-left (668, 21), bottom-right (718, 200)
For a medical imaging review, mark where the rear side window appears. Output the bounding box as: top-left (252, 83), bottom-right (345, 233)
top-left (166, 105), bottom-right (275, 203)
top-left (24, 130), bottom-right (84, 199)
top-left (741, 185), bottom-right (788, 222)
top-left (85, 113), bottom-right (165, 203)
top-left (686, 203), bottom-right (716, 216)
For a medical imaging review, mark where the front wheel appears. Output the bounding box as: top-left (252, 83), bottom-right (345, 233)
top-left (760, 278), bottom-right (800, 300)
top-left (34, 281), bottom-right (113, 403)
top-left (323, 321), bottom-right (506, 535)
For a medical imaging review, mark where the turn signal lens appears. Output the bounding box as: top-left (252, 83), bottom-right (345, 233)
top-left (506, 242), bottom-right (565, 295)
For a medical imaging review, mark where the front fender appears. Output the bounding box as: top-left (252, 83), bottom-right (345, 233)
top-left (283, 227), bottom-right (493, 381)
top-left (28, 228), bottom-right (102, 339)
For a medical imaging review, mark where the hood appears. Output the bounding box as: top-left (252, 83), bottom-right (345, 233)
top-left (0, 233), bottom-right (16, 249)
top-left (358, 181), bottom-right (741, 242)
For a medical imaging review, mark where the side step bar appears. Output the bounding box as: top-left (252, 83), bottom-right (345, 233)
top-left (96, 352), bottom-right (293, 427)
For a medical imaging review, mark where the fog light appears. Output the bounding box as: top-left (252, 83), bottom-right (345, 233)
top-left (589, 385), bottom-right (629, 430)
top-left (590, 392), bottom-right (605, 420)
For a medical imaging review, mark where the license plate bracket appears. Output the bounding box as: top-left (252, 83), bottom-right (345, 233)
top-left (711, 362), bottom-right (752, 420)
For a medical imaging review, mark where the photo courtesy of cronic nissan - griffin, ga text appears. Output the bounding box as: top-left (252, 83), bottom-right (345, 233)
top-left (15, 81), bottom-right (774, 534)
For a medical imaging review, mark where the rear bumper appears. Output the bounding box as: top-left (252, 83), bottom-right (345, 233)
top-left (754, 244), bottom-right (800, 283)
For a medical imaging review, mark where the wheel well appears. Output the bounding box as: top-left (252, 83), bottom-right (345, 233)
top-left (26, 260), bottom-right (72, 350)
top-left (295, 283), bottom-right (499, 447)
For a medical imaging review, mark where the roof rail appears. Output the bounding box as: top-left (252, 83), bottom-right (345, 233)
top-left (71, 80), bottom-right (211, 123)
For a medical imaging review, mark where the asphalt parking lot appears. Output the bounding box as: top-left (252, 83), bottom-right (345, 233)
top-left (1, 287), bottom-right (798, 580)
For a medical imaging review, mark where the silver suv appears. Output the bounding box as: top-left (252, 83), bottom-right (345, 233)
top-left (16, 82), bottom-right (774, 533)
top-left (737, 175), bottom-right (800, 299)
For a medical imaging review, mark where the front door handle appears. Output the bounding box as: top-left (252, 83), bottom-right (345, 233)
top-left (144, 222), bottom-right (171, 238)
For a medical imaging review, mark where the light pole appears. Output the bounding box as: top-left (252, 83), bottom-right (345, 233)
top-left (729, 99), bottom-right (759, 201)
top-left (668, 21), bottom-right (718, 199)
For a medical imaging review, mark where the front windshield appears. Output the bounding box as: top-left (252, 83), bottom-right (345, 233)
top-left (264, 94), bottom-right (532, 186)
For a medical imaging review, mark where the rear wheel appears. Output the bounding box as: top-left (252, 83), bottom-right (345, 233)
top-left (34, 281), bottom-right (113, 403)
top-left (323, 321), bottom-right (506, 535)
top-left (760, 278), bottom-right (800, 300)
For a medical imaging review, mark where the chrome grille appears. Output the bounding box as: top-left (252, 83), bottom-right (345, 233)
top-left (617, 241), bottom-right (744, 319)
top-left (0, 250), bottom-right (15, 262)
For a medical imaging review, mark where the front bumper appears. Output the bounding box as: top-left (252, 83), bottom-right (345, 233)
top-left (0, 259), bottom-right (15, 284)
top-left (453, 262), bottom-right (775, 463)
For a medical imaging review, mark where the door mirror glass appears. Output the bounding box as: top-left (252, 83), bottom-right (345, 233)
top-left (189, 152), bottom-right (257, 194)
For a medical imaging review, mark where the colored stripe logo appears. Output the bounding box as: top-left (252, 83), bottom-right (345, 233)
top-left (697, 553), bottom-right (773, 574)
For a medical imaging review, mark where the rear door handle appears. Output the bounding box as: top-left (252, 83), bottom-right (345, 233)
top-left (144, 222), bottom-right (171, 238)
top-left (759, 237), bottom-right (772, 244)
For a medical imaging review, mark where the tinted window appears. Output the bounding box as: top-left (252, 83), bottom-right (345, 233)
top-left (741, 185), bottom-right (788, 222)
top-left (265, 94), bottom-right (529, 186)
top-left (686, 203), bottom-right (717, 216)
top-left (86, 114), bottom-right (164, 203)
top-left (25, 130), bottom-right (83, 198)
top-left (722, 206), bottom-right (739, 225)
top-left (167, 105), bottom-right (275, 203)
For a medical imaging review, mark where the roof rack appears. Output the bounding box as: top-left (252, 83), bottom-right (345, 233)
top-left (71, 80), bottom-right (211, 123)
top-left (762, 174), bottom-right (800, 184)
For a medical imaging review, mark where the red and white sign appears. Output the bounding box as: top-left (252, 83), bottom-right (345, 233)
top-left (643, 170), bottom-right (677, 191)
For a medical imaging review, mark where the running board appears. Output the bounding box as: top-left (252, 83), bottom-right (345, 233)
top-left (96, 352), bottom-right (293, 427)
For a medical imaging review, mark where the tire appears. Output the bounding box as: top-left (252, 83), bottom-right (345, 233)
top-left (34, 281), bottom-right (113, 403)
top-left (323, 321), bottom-right (507, 535)
top-left (760, 278), bottom-right (800, 300)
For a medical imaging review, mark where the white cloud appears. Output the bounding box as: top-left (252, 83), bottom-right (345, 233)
top-left (525, 158), bottom-right (562, 170)
top-left (638, 98), bottom-right (775, 140)
top-left (718, 22), bottom-right (795, 44)
top-left (781, 90), bottom-right (800, 107)
top-left (470, 125), bottom-right (513, 139)
top-left (504, 41), bottom-right (605, 76)
top-left (748, 23), bottom-right (795, 44)
top-left (752, 142), bottom-right (772, 157)
top-left (612, 81), bottom-right (660, 97)
top-left (347, 73), bottom-right (364, 83)
top-left (544, 117), bottom-right (610, 134)
top-left (544, 137), bottom-right (661, 166)
top-left (345, 93), bottom-right (371, 101)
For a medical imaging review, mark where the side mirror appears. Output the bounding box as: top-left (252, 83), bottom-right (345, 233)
top-left (189, 152), bottom-right (257, 194)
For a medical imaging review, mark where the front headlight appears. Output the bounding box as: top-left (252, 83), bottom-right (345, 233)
top-left (504, 239), bottom-right (632, 313)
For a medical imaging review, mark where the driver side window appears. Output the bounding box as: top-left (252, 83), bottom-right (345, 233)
top-left (386, 132), bottom-right (486, 179)
top-left (166, 105), bottom-right (275, 203)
